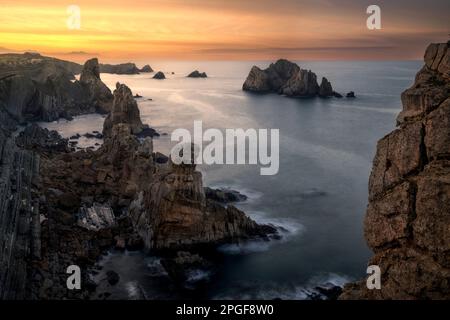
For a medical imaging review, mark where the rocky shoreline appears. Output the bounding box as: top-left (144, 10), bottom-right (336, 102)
top-left (0, 54), bottom-right (280, 299)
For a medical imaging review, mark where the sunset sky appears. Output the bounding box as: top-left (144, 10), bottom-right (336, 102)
top-left (1, 0), bottom-right (449, 62)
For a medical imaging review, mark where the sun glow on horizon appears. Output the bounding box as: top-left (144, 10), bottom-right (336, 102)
top-left (1, 0), bottom-right (448, 62)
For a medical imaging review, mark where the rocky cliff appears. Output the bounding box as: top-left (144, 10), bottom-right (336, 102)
top-left (243, 59), bottom-right (340, 98)
top-left (0, 63), bottom-right (278, 298)
top-left (129, 157), bottom-right (276, 250)
top-left (341, 42), bottom-right (450, 299)
top-left (0, 56), bottom-right (113, 122)
top-left (0, 124), bottom-right (40, 299)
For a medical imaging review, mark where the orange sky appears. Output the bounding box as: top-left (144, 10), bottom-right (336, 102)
top-left (0, 0), bottom-right (448, 62)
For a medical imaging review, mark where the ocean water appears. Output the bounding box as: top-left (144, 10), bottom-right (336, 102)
top-left (41, 60), bottom-right (421, 299)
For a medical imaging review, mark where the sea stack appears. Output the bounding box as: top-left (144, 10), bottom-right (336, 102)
top-left (242, 59), bottom-right (344, 98)
top-left (340, 42), bottom-right (450, 299)
top-left (319, 77), bottom-right (334, 97)
top-left (103, 82), bottom-right (144, 136)
top-left (79, 58), bottom-right (114, 113)
top-left (153, 71), bottom-right (166, 79)
top-left (139, 64), bottom-right (153, 73)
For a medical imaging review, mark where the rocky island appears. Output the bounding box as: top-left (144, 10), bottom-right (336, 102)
top-left (153, 71), bottom-right (166, 79)
top-left (243, 59), bottom-right (343, 98)
top-left (341, 42), bottom-right (450, 299)
top-left (98, 62), bottom-right (140, 75)
top-left (187, 70), bottom-right (207, 78)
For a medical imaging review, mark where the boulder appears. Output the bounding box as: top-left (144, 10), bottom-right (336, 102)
top-left (204, 187), bottom-right (248, 203)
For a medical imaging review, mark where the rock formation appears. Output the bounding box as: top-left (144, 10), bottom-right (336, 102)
top-left (128, 158), bottom-right (276, 250)
top-left (103, 83), bottom-right (144, 136)
top-left (242, 59), bottom-right (344, 98)
top-left (99, 62), bottom-right (140, 75)
top-left (346, 91), bottom-right (356, 98)
top-left (0, 55), bottom-right (113, 122)
top-left (0, 122), bottom-right (40, 299)
top-left (340, 41), bottom-right (450, 299)
top-left (153, 71), bottom-right (166, 79)
top-left (0, 69), bottom-right (278, 299)
top-left (204, 187), bottom-right (248, 203)
top-left (319, 77), bottom-right (334, 97)
top-left (79, 58), bottom-right (113, 113)
top-left (187, 70), bottom-right (207, 78)
top-left (139, 65), bottom-right (153, 73)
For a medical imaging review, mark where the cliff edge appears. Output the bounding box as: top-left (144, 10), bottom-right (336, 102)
top-left (341, 41), bottom-right (450, 299)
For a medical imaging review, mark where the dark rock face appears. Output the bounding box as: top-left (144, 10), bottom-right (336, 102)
top-left (204, 187), bottom-right (248, 203)
top-left (340, 42), bottom-right (450, 300)
top-left (319, 77), bottom-right (334, 97)
top-left (0, 53), bottom-right (279, 299)
top-left (79, 58), bottom-right (113, 113)
top-left (16, 124), bottom-right (69, 154)
top-left (0, 54), bottom-right (113, 122)
top-left (153, 71), bottom-right (166, 79)
top-left (243, 59), bottom-right (342, 98)
top-left (99, 63), bottom-right (140, 75)
top-left (187, 70), bottom-right (207, 78)
top-left (139, 65), bottom-right (153, 73)
top-left (0, 123), bottom-right (40, 299)
top-left (105, 271), bottom-right (120, 285)
top-left (128, 160), bottom-right (277, 250)
top-left (103, 83), bottom-right (144, 136)
top-left (346, 91), bottom-right (356, 98)
top-left (160, 251), bottom-right (211, 283)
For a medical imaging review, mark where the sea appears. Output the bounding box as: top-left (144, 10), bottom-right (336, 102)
top-left (40, 60), bottom-right (421, 299)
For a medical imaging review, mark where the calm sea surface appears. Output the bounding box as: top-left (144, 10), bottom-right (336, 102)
top-left (41, 60), bottom-right (421, 299)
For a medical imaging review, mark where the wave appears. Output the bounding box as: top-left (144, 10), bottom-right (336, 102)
top-left (212, 273), bottom-right (352, 300)
top-left (218, 211), bottom-right (304, 255)
top-left (330, 103), bottom-right (400, 114)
